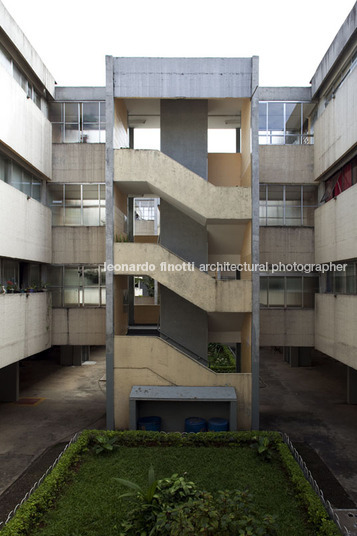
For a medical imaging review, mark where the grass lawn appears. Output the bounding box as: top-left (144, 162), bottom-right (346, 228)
top-left (31, 445), bottom-right (315, 536)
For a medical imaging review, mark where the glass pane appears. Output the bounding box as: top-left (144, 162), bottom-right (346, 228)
top-left (267, 204), bottom-right (283, 225)
top-left (48, 184), bottom-right (64, 205)
top-left (286, 277), bottom-right (302, 307)
top-left (13, 64), bottom-right (27, 92)
top-left (303, 185), bottom-right (317, 205)
top-left (83, 207), bottom-right (99, 226)
top-left (64, 124), bottom-right (80, 143)
top-left (285, 103), bottom-right (301, 135)
top-left (83, 288), bottom-right (100, 305)
top-left (99, 129), bottom-right (106, 143)
top-left (268, 277), bottom-right (284, 306)
top-left (64, 267), bottom-right (79, 286)
top-left (334, 271), bottom-right (346, 294)
top-left (65, 102), bottom-right (79, 123)
top-left (346, 264), bottom-right (356, 294)
top-left (49, 103), bottom-right (63, 122)
top-left (302, 207), bottom-right (315, 226)
top-left (285, 186), bottom-right (301, 202)
top-left (64, 289), bottom-right (79, 306)
top-left (65, 184), bottom-right (81, 204)
top-left (11, 163), bottom-right (22, 189)
top-left (82, 126), bottom-right (100, 143)
top-left (100, 102), bottom-right (106, 125)
top-left (32, 179), bottom-right (41, 201)
top-left (0, 155), bottom-right (9, 182)
top-left (259, 102), bottom-right (267, 130)
top-left (268, 102), bottom-right (284, 132)
top-left (285, 206), bottom-right (301, 225)
top-left (259, 204), bottom-right (266, 225)
top-left (100, 266), bottom-right (106, 285)
top-left (100, 184), bottom-right (106, 200)
top-left (267, 185), bottom-right (283, 201)
top-left (260, 277), bottom-right (268, 306)
top-left (51, 207), bottom-right (64, 225)
top-left (21, 172), bottom-right (32, 196)
top-left (83, 267), bottom-right (99, 286)
top-left (101, 288), bottom-right (106, 305)
top-left (259, 185), bottom-right (267, 201)
top-left (52, 124), bottom-right (63, 143)
top-left (65, 207), bottom-right (81, 225)
top-left (83, 184), bottom-right (99, 202)
top-left (83, 102), bottom-right (99, 123)
top-left (303, 277), bottom-right (318, 307)
top-left (47, 266), bottom-right (62, 286)
top-left (100, 207), bottom-right (106, 225)
top-left (33, 90), bottom-right (41, 109)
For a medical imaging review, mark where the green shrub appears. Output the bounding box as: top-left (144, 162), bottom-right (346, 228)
top-left (90, 434), bottom-right (119, 455)
top-left (250, 435), bottom-right (275, 461)
top-left (277, 443), bottom-right (340, 536)
top-left (116, 471), bottom-right (276, 535)
top-left (208, 343), bottom-right (236, 372)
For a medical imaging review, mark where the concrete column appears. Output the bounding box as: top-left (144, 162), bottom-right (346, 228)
top-left (347, 366), bottom-right (357, 404)
top-left (0, 362), bottom-right (19, 402)
top-left (235, 343), bottom-right (241, 373)
top-left (128, 197), bottom-right (135, 325)
top-left (60, 346), bottom-right (90, 366)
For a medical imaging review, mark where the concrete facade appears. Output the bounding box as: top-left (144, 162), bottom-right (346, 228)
top-left (1, 0), bottom-right (357, 426)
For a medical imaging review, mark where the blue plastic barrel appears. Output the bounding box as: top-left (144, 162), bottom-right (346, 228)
top-left (208, 418), bottom-right (229, 431)
top-left (184, 417), bottom-right (207, 433)
top-left (137, 416), bottom-right (161, 431)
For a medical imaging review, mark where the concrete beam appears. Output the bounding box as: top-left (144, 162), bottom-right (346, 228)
top-left (55, 87), bottom-right (106, 101)
top-left (259, 87), bottom-right (312, 102)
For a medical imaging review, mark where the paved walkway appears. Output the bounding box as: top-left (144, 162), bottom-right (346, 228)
top-left (260, 347), bottom-right (357, 506)
top-left (0, 347), bottom-right (106, 497)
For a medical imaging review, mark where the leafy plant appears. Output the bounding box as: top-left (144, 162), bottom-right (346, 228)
top-left (208, 343), bottom-right (236, 373)
top-left (91, 434), bottom-right (119, 455)
top-left (116, 471), bottom-right (276, 536)
top-left (251, 435), bottom-right (274, 461)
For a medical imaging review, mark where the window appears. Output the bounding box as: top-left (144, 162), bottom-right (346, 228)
top-left (321, 156), bottom-right (357, 203)
top-left (0, 43), bottom-right (42, 110)
top-left (260, 275), bottom-right (318, 308)
top-left (0, 153), bottom-right (43, 201)
top-left (47, 265), bottom-right (106, 307)
top-left (320, 262), bottom-right (357, 295)
top-left (47, 183), bottom-right (105, 226)
top-left (50, 102), bottom-right (106, 143)
top-left (259, 102), bottom-right (314, 145)
top-left (260, 184), bottom-right (317, 226)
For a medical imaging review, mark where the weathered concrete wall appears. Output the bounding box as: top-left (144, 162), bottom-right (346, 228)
top-left (315, 184), bottom-right (357, 263)
top-left (161, 99), bottom-right (208, 179)
top-left (315, 294), bottom-right (357, 370)
top-left (311, 4), bottom-right (357, 96)
top-left (114, 150), bottom-right (251, 225)
top-left (113, 57), bottom-right (252, 99)
top-left (260, 87), bottom-right (312, 102)
top-left (52, 144), bottom-right (105, 182)
top-left (0, 293), bottom-right (52, 369)
top-left (260, 227), bottom-right (315, 265)
top-left (55, 87), bottom-right (105, 101)
top-left (114, 335), bottom-right (252, 429)
top-left (0, 2), bottom-right (55, 95)
top-left (208, 153), bottom-right (242, 186)
top-left (260, 309), bottom-right (315, 347)
top-left (0, 180), bottom-right (51, 263)
top-left (259, 146), bottom-right (314, 183)
top-left (0, 68), bottom-right (52, 178)
top-left (160, 200), bottom-right (208, 266)
top-left (52, 227), bottom-right (106, 264)
top-left (52, 308), bottom-right (105, 346)
top-left (314, 67), bottom-right (357, 179)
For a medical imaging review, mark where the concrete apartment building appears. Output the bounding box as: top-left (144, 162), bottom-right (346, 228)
top-left (0, 0), bottom-right (356, 430)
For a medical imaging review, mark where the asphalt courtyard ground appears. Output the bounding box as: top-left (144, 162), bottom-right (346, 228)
top-left (0, 345), bottom-right (356, 526)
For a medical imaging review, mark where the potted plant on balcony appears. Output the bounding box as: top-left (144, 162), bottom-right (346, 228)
top-left (6, 280), bottom-right (18, 293)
